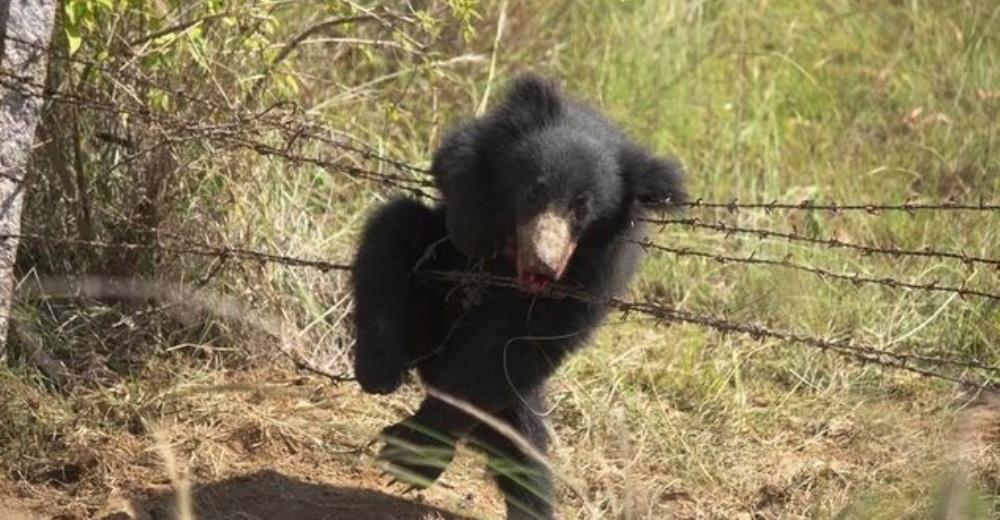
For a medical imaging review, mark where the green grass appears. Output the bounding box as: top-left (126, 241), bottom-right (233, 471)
top-left (492, 1), bottom-right (1000, 517)
top-left (2, 1), bottom-right (999, 519)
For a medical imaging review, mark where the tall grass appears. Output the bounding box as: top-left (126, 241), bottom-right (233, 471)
top-left (2, 1), bottom-right (998, 519)
top-left (493, 1), bottom-right (1000, 517)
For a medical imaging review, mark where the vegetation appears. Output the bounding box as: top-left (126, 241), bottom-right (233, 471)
top-left (2, 0), bottom-right (998, 518)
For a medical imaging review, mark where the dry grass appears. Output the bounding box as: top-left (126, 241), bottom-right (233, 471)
top-left (3, 0), bottom-right (1000, 519)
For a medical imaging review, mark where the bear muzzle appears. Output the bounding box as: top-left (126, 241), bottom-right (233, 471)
top-left (515, 210), bottom-right (576, 294)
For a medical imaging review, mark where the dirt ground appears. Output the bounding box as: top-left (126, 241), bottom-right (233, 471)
top-left (3, 360), bottom-right (999, 520)
top-left (2, 471), bottom-right (475, 519)
top-left (2, 470), bottom-right (481, 519)
top-left (0, 456), bottom-right (503, 520)
top-left (0, 364), bottom-right (505, 520)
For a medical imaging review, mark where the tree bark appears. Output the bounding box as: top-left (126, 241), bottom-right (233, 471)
top-left (0, 0), bottom-right (58, 358)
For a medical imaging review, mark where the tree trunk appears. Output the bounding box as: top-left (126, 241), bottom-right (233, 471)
top-left (0, 0), bottom-right (58, 358)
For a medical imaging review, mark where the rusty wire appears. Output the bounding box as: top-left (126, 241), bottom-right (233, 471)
top-left (5, 49), bottom-right (1000, 212)
top-left (4, 228), bottom-right (997, 390)
top-left (675, 197), bottom-right (1000, 213)
top-left (632, 238), bottom-right (1000, 303)
top-left (2, 232), bottom-right (351, 273)
top-left (420, 270), bottom-right (1000, 391)
top-left (0, 62), bottom-right (437, 197)
top-left (3, 34), bottom-right (999, 390)
top-left (3, 32), bottom-right (432, 172)
top-left (647, 217), bottom-right (1000, 270)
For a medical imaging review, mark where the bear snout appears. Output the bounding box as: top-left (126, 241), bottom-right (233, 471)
top-left (515, 210), bottom-right (577, 293)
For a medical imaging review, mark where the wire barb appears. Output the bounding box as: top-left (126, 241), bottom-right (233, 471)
top-left (646, 217), bottom-right (1000, 270)
top-left (2, 31), bottom-right (997, 390)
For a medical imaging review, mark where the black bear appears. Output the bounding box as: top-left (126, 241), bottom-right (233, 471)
top-left (350, 73), bottom-right (686, 519)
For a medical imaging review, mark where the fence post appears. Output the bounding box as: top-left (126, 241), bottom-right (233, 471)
top-left (0, 1), bottom-right (58, 358)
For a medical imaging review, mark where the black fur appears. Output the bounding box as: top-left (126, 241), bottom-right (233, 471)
top-left (350, 73), bottom-right (686, 519)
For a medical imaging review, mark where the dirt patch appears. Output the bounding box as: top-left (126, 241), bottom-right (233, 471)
top-left (0, 360), bottom-right (503, 520)
top-left (3, 468), bottom-right (477, 520)
top-left (940, 391), bottom-right (1000, 514)
top-left (0, 505), bottom-right (41, 520)
top-left (118, 469), bottom-right (471, 520)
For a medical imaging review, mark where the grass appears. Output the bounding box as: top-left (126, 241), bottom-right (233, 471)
top-left (2, 0), bottom-right (999, 519)
top-left (520, 1), bottom-right (1000, 517)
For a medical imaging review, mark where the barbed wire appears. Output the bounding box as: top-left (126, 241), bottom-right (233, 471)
top-left (5, 228), bottom-right (997, 390)
top-left (15, 229), bottom-right (994, 304)
top-left (420, 270), bottom-right (1000, 392)
top-left (5, 41), bottom-right (1000, 212)
top-left (633, 238), bottom-right (1000, 303)
top-left (4, 32), bottom-right (433, 172)
top-left (4, 33), bottom-right (1000, 390)
top-left (3, 232), bottom-right (351, 272)
top-left (0, 71), bottom-right (438, 198)
top-left (675, 197), bottom-right (1000, 213)
top-left (14, 222), bottom-right (994, 307)
top-left (647, 217), bottom-right (1000, 270)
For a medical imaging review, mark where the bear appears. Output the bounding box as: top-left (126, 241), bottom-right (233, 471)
top-left (350, 73), bottom-right (687, 519)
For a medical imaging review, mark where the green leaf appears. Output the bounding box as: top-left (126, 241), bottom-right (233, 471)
top-left (65, 26), bottom-right (82, 55)
top-left (63, 1), bottom-right (78, 25)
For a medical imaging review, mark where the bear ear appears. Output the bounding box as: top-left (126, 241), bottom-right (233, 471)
top-left (623, 148), bottom-right (688, 211)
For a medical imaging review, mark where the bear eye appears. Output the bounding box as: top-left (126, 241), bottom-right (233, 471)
top-left (571, 196), bottom-right (589, 221)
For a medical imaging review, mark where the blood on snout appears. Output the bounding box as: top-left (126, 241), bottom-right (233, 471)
top-left (515, 210), bottom-right (577, 293)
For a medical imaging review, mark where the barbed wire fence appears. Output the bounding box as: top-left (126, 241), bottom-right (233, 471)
top-left (2, 34), bottom-right (999, 394)
top-left (5, 226), bottom-right (999, 392)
